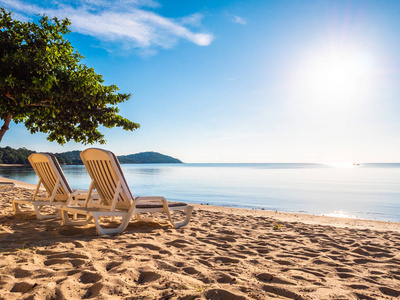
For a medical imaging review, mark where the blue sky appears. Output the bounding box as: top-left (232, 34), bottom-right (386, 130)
top-left (1, 0), bottom-right (400, 163)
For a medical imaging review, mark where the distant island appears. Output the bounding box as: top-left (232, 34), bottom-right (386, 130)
top-left (0, 147), bottom-right (182, 165)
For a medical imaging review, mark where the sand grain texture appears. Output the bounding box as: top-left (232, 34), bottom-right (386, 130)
top-left (1, 187), bottom-right (400, 299)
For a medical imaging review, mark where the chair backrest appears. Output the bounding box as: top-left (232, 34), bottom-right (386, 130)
top-left (80, 148), bottom-right (133, 211)
top-left (28, 153), bottom-right (73, 201)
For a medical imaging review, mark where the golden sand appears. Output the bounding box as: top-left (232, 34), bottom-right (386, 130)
top-left (0, 180), bottom-right (399, 299)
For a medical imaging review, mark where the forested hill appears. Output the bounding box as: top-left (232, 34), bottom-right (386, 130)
top-left (0, 147), bottom-right (183, 165)
top-left (118, 152), bottom-right (182, 164)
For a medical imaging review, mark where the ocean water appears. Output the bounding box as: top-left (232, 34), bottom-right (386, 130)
top-left (1, 163), bottom-right (400, 222)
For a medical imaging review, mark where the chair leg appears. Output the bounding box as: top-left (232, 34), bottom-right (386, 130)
top-left (12, 202), bottom-right (23, 215)
top-left (33, 204), bottom-right (60, 220)
top-left (166, 206), bottom-right (194, 228)
top-left (61, 210), bottom-right (93, 226)
top-left (93, 214), bottom-right (130, 235)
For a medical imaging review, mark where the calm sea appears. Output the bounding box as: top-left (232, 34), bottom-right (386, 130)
top-left (1, 163), bottom-right (400, 222)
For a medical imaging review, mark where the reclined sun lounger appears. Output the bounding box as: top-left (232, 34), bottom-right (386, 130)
top-left (0, 181), bottom-right (15, 192)
top-left (61, 148), bottom-right (193, 235)
top-left (11, 153), bottom-right (96, 219)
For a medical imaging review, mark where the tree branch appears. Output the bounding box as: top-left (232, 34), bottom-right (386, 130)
top-left (26, 103), bottom-right (51, 107)
top-left (0, 113), bottom-right (13, 143)
top-left (3, 91), bottom-right (51, 107)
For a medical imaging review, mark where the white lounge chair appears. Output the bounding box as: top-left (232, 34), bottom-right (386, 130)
top-left (61, 148), bottom-right (193, 235)
top-left (11, 153), bottom-right (95, 219)
top-left (0, 181), bottom-right (15, 192)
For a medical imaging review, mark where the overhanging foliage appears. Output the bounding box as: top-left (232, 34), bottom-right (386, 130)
top-left (0, 8), bottom-right (139, 144)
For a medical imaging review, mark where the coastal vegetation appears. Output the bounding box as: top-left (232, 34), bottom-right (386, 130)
top-left (118, 152), bottom-right (182, 164)
top-left (0, 147), bottom-right (34, 164)
top-left (0, 147), bottom-right (182, 165)
top-left (0, 8), bottom-right (139, 144)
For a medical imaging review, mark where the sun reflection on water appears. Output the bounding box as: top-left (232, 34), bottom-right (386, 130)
top-left (324, 162), bottom-right (361, 168)
top-left (324, 210), bottom-right (358, 219)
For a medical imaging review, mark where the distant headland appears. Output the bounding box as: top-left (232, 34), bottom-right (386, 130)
top-left (0, 147), bottom-right (182, 165)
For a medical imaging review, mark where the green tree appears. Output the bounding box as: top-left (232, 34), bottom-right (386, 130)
top-left (0, 8), bottom-right (139, 144)
top-left (0, 146), bottom-right (35, 164)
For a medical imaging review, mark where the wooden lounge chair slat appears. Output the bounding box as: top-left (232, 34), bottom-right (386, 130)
top-left (101, 160), bottom-right (116, 203)
top-left (92, 160), bottom-right (112, 204)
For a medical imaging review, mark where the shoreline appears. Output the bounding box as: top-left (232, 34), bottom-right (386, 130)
top-left (1, 175), bottom-right (399, 232)
top-left (194, 204), bottom-right (400, 233)
top-left (0, 176), bottom-right (37, 189)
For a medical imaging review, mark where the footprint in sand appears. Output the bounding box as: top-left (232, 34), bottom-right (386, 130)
top-left (300, 268), bottom-right (327, 278)
top-left (263, 285), bottom-right (305, 300)
top-left (215, 235), bottom-right (237, 243)
top-left (216, 273), bottom-right (236, 284)
top-left (157, 261), bottom-right (179, 272)
top-left (217, 229), bottom-right (237, 235)
top-left (353, 292), bottom-right (375, 300)
top-left (347, 284), bottom-right (370, 290)
top-left (369, 270), bottom-right (385, 275)
top-left (44, 258), bottom-right (86, 268)
top-left (324, 242), bottom-right (349, 251)
top-left (229, 253), bottom-right (247, 259)
top-left (182, 267), bottom-right (199, 275)
top-left (137, 271), bottom-right (161, 284)
top-left (197, 259), bottom-right (213, 267)
top-left (283, 269), bottom-right (326, 283)
top-left (42, 252), bottom-right (89, 260)
top-left (335, 267), bottom-right (354, 273)
top-left (205, 288), bottom-right (247, 300)
top-left (214, 256), bottom-right (240, 264)
top-left (12, 267), bottom-right (33, 278)
top-left (273, 259), bottom-right (293, 266)
top-left (379, 286), bottom-right (400, 297)
top-left (67, 269), bottom-right (81, 276)
top-left (106, 261), bottom-right (123, 271)
top-left (336, 272), bottom-right (356, 279)
top-left (82, 282), bottom-right (103, 299)
top-left (361, 277), bottom-right (380, 285)
top-left (80, 271), bottom-right (102, 284)
top-left (166, 239), bottom-right (194, 248)
top-left (256, 273), bottom-right (296, 285)
top-left (73, 241), bottom-right (85, 248)
top-left (125, 243), bottom-right (161, 251)
top-left (352, 258), bottom-right (375, 264)
top-left (256, 248), bottom-right (271, 254)
top-left (10, 282), bottom-right (37, 293)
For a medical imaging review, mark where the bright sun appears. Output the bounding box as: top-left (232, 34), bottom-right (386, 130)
top-left (303, 46), bottom-right (373, 102)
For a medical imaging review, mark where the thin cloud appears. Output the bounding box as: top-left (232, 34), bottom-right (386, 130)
top-left (0, 0), bottom-right (213, 52)
top-left (226, 13), bottom-right (247, 25)
top-left (5, 11), bottom-right (30, 22)
top-left (180, 13), bottom-right (204, 27)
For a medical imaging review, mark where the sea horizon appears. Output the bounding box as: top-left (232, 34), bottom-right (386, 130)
top-left (1, 162), bottom-right (400, 223)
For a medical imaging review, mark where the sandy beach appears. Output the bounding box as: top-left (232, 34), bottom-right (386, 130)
top-left (1, 180), bottom-right (400, 299)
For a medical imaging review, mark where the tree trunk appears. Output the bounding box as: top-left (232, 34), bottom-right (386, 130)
top-left (0, 113), bottom-right (12, 143)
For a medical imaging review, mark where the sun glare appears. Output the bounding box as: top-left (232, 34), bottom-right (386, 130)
top-left (324, 162), bottom-right (360, 168)
top-left (302, 46), bottom-right (373, 102)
